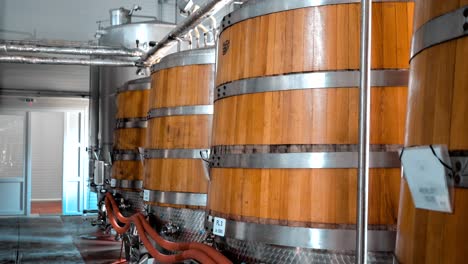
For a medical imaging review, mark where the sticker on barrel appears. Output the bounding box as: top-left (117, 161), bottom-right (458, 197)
top-left (143, 190), bottom-right (150, 202)
top-left (213, 217), bottom-right (226, 237)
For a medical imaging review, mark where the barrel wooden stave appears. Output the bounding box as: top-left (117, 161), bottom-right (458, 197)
top-left (145, 62), bottom-right (214, 204)
top-left (209, 168), bottom-right (400, 225)
top-left (216, 3), bottom-right (413, 86)
top-left (144, 159), bottom-right (208, 193)
top-left (112, 80), bottom-right (149, 189)
top-left (112, 160), bottom-right (144, 181)
top-left (114, 128), bottom-right (146, 150)
top-left (116, 90), bottom-right (150, 119)
top-left (146, 116), bottom-right (212, 149)
top-left (210, 2), bottom-right (413, 228)
top-left (395, 3), bottom-right (468, 260)
top-left (212, 87), bottom-right (407, 146)
top-left (150, 65), bottom-right (213, 109)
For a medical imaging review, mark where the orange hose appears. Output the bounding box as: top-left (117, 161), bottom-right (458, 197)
top-left (104, 193), bottom-right (232, 264)
top-left (135, 214), bottom-right (231, 264)
top-left (132, 214), bottom-right (216, 264)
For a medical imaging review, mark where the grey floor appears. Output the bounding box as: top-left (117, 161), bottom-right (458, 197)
top-left (0, 216), bottom-right (123, 264)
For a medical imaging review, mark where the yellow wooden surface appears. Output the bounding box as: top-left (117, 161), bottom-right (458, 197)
top-left (396, 1), bottom-right (468, 260)
top-left (209, 2), bottom-right (413, 227)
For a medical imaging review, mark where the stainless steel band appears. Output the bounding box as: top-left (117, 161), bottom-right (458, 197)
top-left (113, 150), bottom-right (143, 161)
top-left (143, 190), bottom-right (207, 207)
top-left (210, 145), bottom-right (401, 169)
top-left (206, 216), bottom-right (395, 251)
top-left (151, 47), bottom-right (215, 73)
top-left (221, 0), bottom-right (414, 32)
top-left (118, 77), bottom-right (151, 93)
top-left (144, 148), bottom-right (209, 159)
top-left (147, 105), bottom-right (213, 119)
top-left (115, 117), bottom-right (148, 129)
top-left (411, 6), bottom-right (468, 59)
top-left (111, 179), bottom-right (143, 189)
top-left (215, 70), bottom-right (408, 101)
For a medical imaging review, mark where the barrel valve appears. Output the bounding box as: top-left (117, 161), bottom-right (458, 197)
top-left (161, 222), bottom-right (180, 236)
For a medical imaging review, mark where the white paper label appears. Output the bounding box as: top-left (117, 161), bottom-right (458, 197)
top-left (110, 178), bottom-right (116, 187)
top-left (213, 217), bottom-right (226, 237)
top-left (143, 190), bottom-right (150, 202)
top-left (401, 145), bottom-right (453, 213)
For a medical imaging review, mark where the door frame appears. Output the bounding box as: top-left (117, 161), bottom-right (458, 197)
top-left (0, 110), bottom-right (30, 215)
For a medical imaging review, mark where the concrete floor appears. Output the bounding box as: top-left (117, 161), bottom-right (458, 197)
top-left (0, 216), bottom-right (124, 263)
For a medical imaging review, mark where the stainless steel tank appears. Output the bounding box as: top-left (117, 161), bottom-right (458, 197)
top-left (89, 20), bottom-right (175, 189)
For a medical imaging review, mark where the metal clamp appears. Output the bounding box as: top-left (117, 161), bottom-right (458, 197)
top-left (115, 117), bottom-right (147, 129)
top-left (221, 0), bottom-right (414, 32)
top-left (147, 105), bottom-right (213, 119)
top-left (411, 6), bottom-right (468, 59)
top-left (205, 215), bottom-right (396, 252)
top-left (143, 190), bottom-right (207, 207)
top-left (144, 148), bottom-right (210, 159)
top-left (113, 150), bottom-right (143, 161)
top-left (450, 154), bottom-right (468, 188)
top-left (111, 179), bottom-right (143, 189)
top-left (151, 47), bottom-right (215, 73)
top-left (118, 77), bottom-right (151, 93)
top-left (215, 70), bottom-right (409, 101)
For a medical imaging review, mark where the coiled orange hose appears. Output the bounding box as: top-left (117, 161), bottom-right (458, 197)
top-left (104, 193), bottom-right (231, 264)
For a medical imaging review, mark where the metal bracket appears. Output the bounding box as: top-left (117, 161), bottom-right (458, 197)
top-left (451, 156), bottom-right (468, 188)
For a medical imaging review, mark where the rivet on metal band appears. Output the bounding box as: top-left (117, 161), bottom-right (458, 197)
top-left (147, 105), bottom-right (214, 119)
top-left (215, 70), bottom-right (408, 101)
top-left (113, 150), bottom-right (143, 161)
top-left (151, 48), bottom-right (215, 73)
top-left (205, 216), bottom-right (396, 252)
top-left (143, 190), bottom-right (207, 207)
top-left (118, 77), bottom-right (151, 93)
top-left (411, 6), bottom-right (468, 59)
top-left (111, 179), bottom-right (143, 189)
top-left (115, 117), bottom-right (148, 129)
top-left (210, 151), bottom-right (400, 169)
top-left (145, 149), bottom-right (210, 159)
top-left (221, 0), bottom-right (414, 32)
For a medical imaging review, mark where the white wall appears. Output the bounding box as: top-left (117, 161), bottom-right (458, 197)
top-left (30, 111), bottom-right (64, 201)
top-left (0, 0), bottom-right (162, 41)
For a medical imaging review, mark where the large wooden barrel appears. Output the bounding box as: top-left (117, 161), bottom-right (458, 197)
top-left (111, 77), bottom-right (150, 193)
top-left (208, 0), bottom-right (413, 261)
top-left (395, 1), bottom-right (468, 263)
top-left (143, 48), bottom-right (215, 241)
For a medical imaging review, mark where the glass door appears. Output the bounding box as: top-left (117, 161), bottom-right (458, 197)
top-left (0, 113), bottom-right (27, 215)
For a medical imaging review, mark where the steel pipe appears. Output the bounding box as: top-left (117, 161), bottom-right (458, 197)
top-left (356, 0), bottom-right (372, 263)
top-left (0, 55), bottom-right (136, 66)
top-left (139, 0), bottom-right (234, 65)
top-left (0, 40), bottom-right (143, 57)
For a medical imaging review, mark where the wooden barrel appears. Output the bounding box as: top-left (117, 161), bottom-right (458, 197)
top-left (111, 77), bottom-right (150, 191)
top-left (144, 48), bottom-right (215, 210)
top-left (396, 1), bottom-right (468, 263)
top-left (208, 0), bottom-right (413, 258)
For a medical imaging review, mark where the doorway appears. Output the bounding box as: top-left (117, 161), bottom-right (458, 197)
top-left (29, 111), bottom-right (88, 216)
top-left (30, 112), bottom-right (64, 215)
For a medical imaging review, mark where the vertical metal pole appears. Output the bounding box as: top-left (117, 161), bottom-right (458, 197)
top-left (356, 0), bottom-right (372, 263)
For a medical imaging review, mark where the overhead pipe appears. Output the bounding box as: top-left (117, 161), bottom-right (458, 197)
top-left (0, 55), bottom-right (136, 67)
top-left (356, 0), bottom-right (372, 263)
top-left (0, 40), bottom-right (143, 57)
top-left (139, 0), bottom-right (234, 66)
top-left (0, 88), bottom-right (89, 98)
